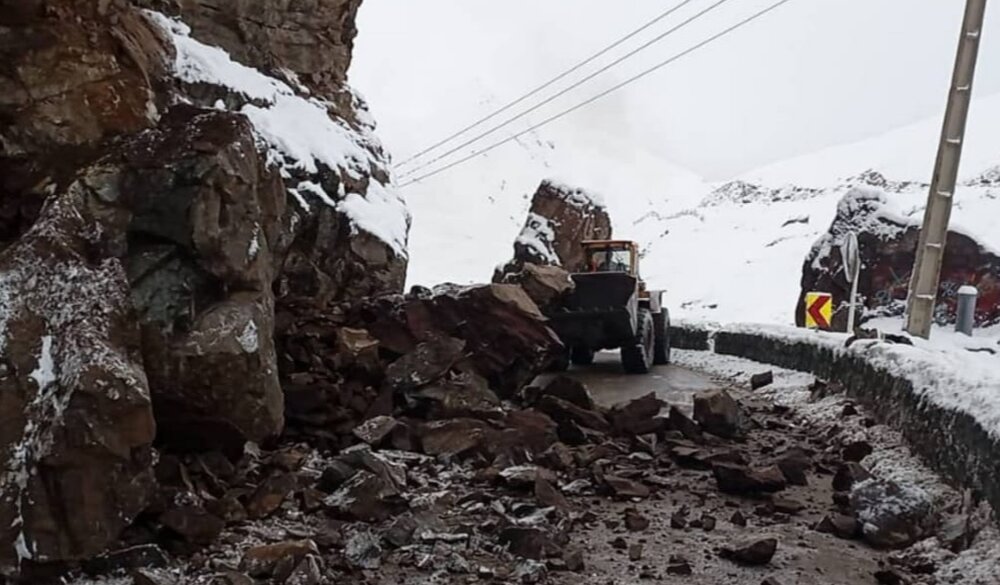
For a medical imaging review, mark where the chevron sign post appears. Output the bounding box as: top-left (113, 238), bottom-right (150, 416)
top-left (804, 292), bottom-right (833, 330)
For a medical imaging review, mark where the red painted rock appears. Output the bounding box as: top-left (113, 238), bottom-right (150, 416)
top-left (798, 185), bottom-right (1000, 329)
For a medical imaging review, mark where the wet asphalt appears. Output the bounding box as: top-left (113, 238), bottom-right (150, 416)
top-left (536, 351), bottom-right (722, 413)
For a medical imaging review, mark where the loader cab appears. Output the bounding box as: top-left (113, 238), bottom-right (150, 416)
top-left (583, 240), bottom-right (639, 276)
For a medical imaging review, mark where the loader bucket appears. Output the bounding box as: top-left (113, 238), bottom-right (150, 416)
top-left (545, 272), bottom-right (638, 350)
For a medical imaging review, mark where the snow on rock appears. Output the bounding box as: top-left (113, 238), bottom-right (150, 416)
top-left (237, 319), bottom-right (260, 354)
top-left (147, 11), bottom-right (410, 257)
top-left (542, 177), bottom-right (607, 208)
top-left (515, 213), bottom-right (559, 266)
top-left (796, 183), bottom-right (1000, 329)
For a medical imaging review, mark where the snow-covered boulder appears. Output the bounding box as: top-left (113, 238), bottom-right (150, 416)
top-left (496, 180), bottom-right (611, 279)
top-left (797, 186), bottom-right (1000, 330)
top-left (850, 477), bottom-right (938, 549)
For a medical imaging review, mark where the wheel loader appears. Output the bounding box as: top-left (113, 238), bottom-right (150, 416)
top-left (545, 240), bottom-right (670, 374)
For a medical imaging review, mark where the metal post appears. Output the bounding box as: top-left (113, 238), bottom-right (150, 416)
top-left (905, 0), bottom-right (988, 339)
top-left (956, 286), bottom-right (978, 336)
top-left (847, 260), bottom-right (861, 333)
top-left (842, 232), bottom-right (861, 333)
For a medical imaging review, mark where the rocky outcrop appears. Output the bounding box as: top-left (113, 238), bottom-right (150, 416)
top-left (0, 0), bottom-right (171, 246)
top-left (797, 186), bottom-right (1000, 330)
top-left (139, 0), bottom-right (362, 107)
top-left (496, 180), bottom-right (611, 278)
top-left (0, 0), bottom-right (409, 574)
top-left (120, 107), bottom-right (287, 451)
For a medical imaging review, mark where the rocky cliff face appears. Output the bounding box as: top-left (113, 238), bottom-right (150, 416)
top-left (0, 0), bottom-right (408, 574)
top-left (797, 186), bottom-right (1000, 330)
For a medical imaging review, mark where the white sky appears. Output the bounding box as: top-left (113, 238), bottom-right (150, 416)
top-left (351, 0), bottom-right (1000, 181)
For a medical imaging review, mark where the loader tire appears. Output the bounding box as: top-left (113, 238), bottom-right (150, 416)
top-left (570, 346), bottom-right (596, 366)
top-left (547, 348), bottom-right (571, 372)
top-left (621, 309), bottom-right (654, 374)
top-left (653, 311), bottom-right (671, 365)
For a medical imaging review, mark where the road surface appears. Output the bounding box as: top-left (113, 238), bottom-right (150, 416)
top-left (537, 351), bottom-right (720, 412)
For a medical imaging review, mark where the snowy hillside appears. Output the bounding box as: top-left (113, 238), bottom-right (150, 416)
top-left (350, 1), bottom-right (999, 328)
top-left (645, 92), bottom-right (999, 326)
top-left (386, 90), bottom-right (998, 329)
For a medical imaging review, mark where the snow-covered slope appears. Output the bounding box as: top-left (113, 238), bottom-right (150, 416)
top-left (396, 89), bottom-right (999, 329)
top-left (350, 1), bottom-right (1000, 299)
top-left (744, 92), bottom-right (1000, 189)
top-left (646, 91), bottom-right (999, 326)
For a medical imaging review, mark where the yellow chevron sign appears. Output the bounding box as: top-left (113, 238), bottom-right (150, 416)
top-left (805, 292), bottom-right (833, 330)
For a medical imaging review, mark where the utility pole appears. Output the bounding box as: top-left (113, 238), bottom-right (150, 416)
top-left (906, 0), bottom-right (988, 339)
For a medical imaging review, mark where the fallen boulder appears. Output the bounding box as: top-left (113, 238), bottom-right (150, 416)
top-left (539, 376), bottom-right (597, 410)
top-left (608, 393), bottom-right (666, 436)
top-left (720, 537), bottom-right (778, 566)
top-left (495, 180), bottom-right (612, 277)
top-left (383, 336), bottom-right (466, 392)
top-left (417, 419), bottom-right (492, 458)
top-left (497, 262), bottom-right (575, 310)
top-left (353, 284), bottom-right (563, 398)
top-left (0, 194), bottom-right (156, 573)
top-left (537, 395), bottom-right (610, 433)
top-left (850, 478), bottom-right (938, 549)
top-left (693, 389), bottom-right (749, 439)
top-left (712, 463), bottom-right (787, 494)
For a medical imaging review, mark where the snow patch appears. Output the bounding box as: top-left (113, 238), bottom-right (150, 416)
top-left (543, 178), bottom-right (605, 208)
top-left (27, 336), bottom-right (55, 392)
top-left (689, 320), bottom-right (1000, 442)
top-left (515, 213), bottom-right (559, 265)
top-left (237, 319), bottom-right (259, 354)
top-left (247, 223), bottom-right (261, 260)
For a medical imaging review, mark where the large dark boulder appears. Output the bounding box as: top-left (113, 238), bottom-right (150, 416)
top-left (496, 180), bottom-right (612, 278)
top-left (116, 107), bottom-right (287, 451)
top-left (0, 192), bottom-right (156, 575)
top-left (497, 262), bottom-right (574, 310)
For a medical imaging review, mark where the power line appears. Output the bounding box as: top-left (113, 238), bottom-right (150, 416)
top-left (399, 0), bottom-right (797, 189)
top-left (395, 0), bottom-right (700, 169)
top-left (398, 0), bottom-right (736, 179)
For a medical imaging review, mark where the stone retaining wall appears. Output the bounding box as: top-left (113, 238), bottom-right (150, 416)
top-left (668, 323), bottom-right (712, 351)
top-left (684, 325), bottom-right (1000, 518)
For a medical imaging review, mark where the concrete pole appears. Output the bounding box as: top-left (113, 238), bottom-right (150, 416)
top-left (905, 0), bottom-right (988, 339)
